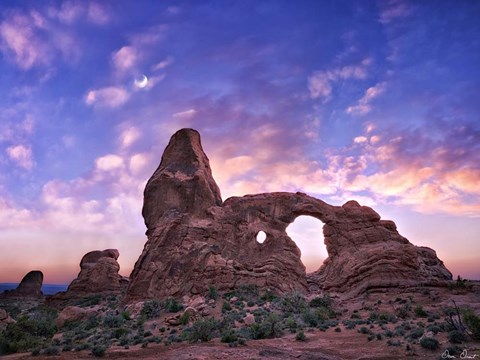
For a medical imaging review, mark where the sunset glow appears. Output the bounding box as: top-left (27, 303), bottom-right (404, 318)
top-left (0, 1), bottom-right (479, 284)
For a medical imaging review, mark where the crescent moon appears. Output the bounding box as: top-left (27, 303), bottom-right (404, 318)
top-left (134, 74), bottom-right (148, 88)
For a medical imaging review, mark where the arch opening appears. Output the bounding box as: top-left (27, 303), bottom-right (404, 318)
top-left (256, 231), bottom-right (267, 244)
top-left (286, 215), bottom-right (327, 274)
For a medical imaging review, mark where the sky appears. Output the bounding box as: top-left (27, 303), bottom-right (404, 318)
top-left (0, 0), bottom-right (479, 284)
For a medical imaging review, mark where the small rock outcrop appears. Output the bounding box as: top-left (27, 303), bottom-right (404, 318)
top-left (1, 270), bottom-right (43, 298)
top-left (66, 249), bottom-right (125, 295)
top-left (126, 128), bottom-right (452, 300)
top-left (0, 308), bottom-right (15, 331)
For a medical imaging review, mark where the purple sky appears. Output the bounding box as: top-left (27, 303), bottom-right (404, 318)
top-left (0, 0), bottom-right (479, 284)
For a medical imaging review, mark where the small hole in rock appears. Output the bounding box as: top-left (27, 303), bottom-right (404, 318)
top-left (256, 231), bottom-right (267, 244)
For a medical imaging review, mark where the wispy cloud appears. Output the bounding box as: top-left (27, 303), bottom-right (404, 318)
top-left (85, 86), bottom-right (130, 108)
top-left (308, 58), bottom-right (372, 101)
top-left (87, 2), bottom-right (110, 24)
top-left (0, 13), bottom-right (50, 69)
top-left (379, 0), bottom-right (412, 24)
top-left (6, 144), bottom-right (34, 170)
top-left (151, 56), bottom-right (174, 71)
top-left (172, 109), bottom-right (197, 118)
top-left (0, 8), bottom-right (82, 70)
top-left (112, 46), bottom-right (138, 72)
top-left (119, 126), bottom-right (142, 149)
top-left (47, 1), bottom-right (110, 25)
top-left (346, 82), bottom-right (386, 115)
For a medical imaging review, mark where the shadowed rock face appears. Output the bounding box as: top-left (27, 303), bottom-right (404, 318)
top-left (2, 270), bottom-right (44, 298)
top-left (126, 128), bottom-right (452, 300)
top-left (66, 249), bottom-right (125, 295)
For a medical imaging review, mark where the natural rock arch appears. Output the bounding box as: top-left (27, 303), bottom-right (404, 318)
top-left (126, 128), bottom-right (452, 301)
top-left (286, 215), bottom-right (326, 273)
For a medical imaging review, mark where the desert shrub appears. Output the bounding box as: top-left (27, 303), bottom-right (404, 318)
top-left (462, 307), bottom-right (480, 339)
top-left (103, 313), bottom-right (124, 328)
top-left (180, 312), bottom-right (190, 325)
top-left (221, 329), bottom-right (238, 343)
top-left (414, 305), bottom-right (428, 317)
top-left (183, 318), bottom-right (218, 343)
top-left (222, 301), bottom-right (232, 312)
top-left (386, 339), bottom-right (401, 346)
top-left (249, 313), bottom-right (283, 340)
top-left (121, 311), bottom-right (131, 320)
top-left (42, 346), bottom-right (60, 355)
top-left (0, 310), bottom-right (58, 355)
top-left (207, 286), bottom-right (218, 301)
top-left (302, 308), bottom-right (319, 327)
top-left (260, 288), bottom-right (276, 302)
top-left (379, 311), bottom-right (397, 323)
top-left (426, 324), bottom-right (441, 335)
top-left (277, 291), bottom-right (307, 314)
top-left (409, 328), bottom-right (424, 339)
top-left (164, 298), bottom-right (183, 313)
top-left (369, 311), bottom-right (379, 321)
top-left (141, 299), bottom-right (161, 319)
top-left (295, 330), bottom-right (306, 341)
top-left (309, 294), bottom-right (333, 308)
top-left (449, 275), bottom-right (470, 290)
top-left (74, 343), bottom-right (90, 351)
top-left (448, 330), bottom-right (467, 344)
top-left (396, 304), bottom-right (411, 319)
top-left (358, 326), bottom-right (370, 334)
top-left (284, 316), bottom-right (298, 333)
top-left (394, 325), bottom-right (406, 336)
top-left (343, 319), bottom-right (356, 330)
top-left (238, 284), bottom-right (259, 300)
top-left (76, 294), bottom-right (102, 307)
top-left (91, 344), bottom-right (107, 357)
top-left (445, 345), bottom-right (463, 356)
top-left (419, 337), bottom-right (439, 350)
top-left (334, 327), bottom-right (341, 332)
top-left (383, 329), bottom-right (393, 338)
top-left (112, 327), bottom-right (129, 339)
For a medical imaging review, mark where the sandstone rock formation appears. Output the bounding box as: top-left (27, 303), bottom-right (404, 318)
top-left (1, 270), bottom-right (43, 298)
top-left (66, 249), bottom-right (126, 295)
top-left (0, 308), bottom-right (15, 331)
top-left (126, 128), bottom-right (452, 300)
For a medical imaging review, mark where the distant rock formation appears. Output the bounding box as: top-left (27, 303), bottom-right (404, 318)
top-left (126, 128), bottom-right (452, 300)
top-left (1, 270), bottom-right (43, 298)
top-left (66, 249), bottom-right (126, 295)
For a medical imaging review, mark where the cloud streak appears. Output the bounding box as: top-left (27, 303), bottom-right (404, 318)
top-left (346, 82), bottom-right (386, 115)
top-left (85, 86), bottom-right (130, 108)
top-left (308, 58), bottom-right (372, 101)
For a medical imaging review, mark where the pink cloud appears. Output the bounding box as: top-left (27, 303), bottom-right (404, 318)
top-left (85, 86), bottom-right (130, 108)
top-left (112, 46), bottom-right (138, 71)
top-left (379, 0), bottom-right (412, 24)
top-left (347, 82), bottom-right (386, 116)
top-left (308, 58), bottom-right (372, 101)
top-left (0, 14), bottom-right (50, 69)
top-left (6, 144), bottom-right (34, 170)
top-left (0, 8), bottom-right (81, 70)
top-left (87, 3), bottom-right (110, 24)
